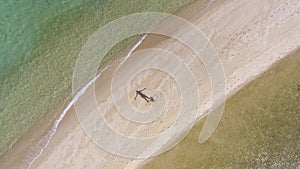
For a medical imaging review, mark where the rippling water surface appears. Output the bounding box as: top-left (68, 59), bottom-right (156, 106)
top-left (0, 0), bottom-right (197, 156)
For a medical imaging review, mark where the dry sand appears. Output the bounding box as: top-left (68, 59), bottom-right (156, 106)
top-left (7, 0), bottom-right (300, 168)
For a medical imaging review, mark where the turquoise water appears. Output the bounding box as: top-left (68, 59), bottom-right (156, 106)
top-left (0, 0), bottom-right (93, 78)
top-left (0, 0), bottom-right (197, 156)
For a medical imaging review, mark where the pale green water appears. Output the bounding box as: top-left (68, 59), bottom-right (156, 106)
top-left (0, 0), bottom-right (197, 156)
top-left (142, 51), bottom-right (300, 168)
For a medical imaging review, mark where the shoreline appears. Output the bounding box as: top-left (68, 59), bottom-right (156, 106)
top-left (0, 0), bottom-right (198, 162)
top-left (0, 0), bottom-right (209, 168)
top-left (26, 34), bottom-right (149, 168)
top-left (0, 34), bottom-right (149, 168)
top-left (1, 0), bottom-right (300, 168)
top-left (30, 0), bottom-right (300, 168)
top-left (142, 49), bottom-right (300, 168)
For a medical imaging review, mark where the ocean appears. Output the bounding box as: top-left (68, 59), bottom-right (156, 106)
top-left (0, 0), bottom-right (197, 157)
top-left (142, 50), bottom-right (300, 168)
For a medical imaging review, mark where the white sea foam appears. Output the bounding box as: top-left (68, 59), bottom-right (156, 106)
top-left (24, 34), bottom-right (148, 169)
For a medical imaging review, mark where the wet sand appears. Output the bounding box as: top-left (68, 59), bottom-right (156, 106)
top-left (2, 0), bottom-right (300, 168)
top-left (142, 49), bottom-right (300, 169)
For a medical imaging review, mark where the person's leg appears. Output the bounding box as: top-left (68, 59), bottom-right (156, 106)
top-left (141, 95), bottom-right (149, 102)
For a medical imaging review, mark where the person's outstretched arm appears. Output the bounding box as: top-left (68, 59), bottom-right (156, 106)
top-left (134, 92), bottom-right (138, 100)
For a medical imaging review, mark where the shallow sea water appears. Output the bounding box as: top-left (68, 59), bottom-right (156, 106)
top-left (142, 51), bottom-right (300, 168)
top-left (0, 0), bottom-right (197, 156)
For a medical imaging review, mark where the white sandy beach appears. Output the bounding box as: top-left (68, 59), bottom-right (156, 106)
top-left (5, 0), bottom-right (300, 168)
